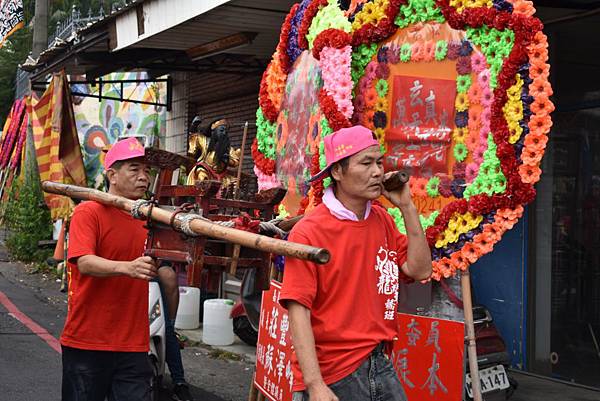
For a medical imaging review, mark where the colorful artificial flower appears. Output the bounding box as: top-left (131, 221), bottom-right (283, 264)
top-left (455, 93), bottom-right (470, 112)
top-left (457, 74), bottom-right (472, 93)
top-left (454, 143), bottom-right (468, 162)
top-left (435, 40), bottom-right (448, 61)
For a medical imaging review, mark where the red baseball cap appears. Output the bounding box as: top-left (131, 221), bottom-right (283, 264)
top-left (309, 125), bottom-right (380, 182)
top-left (104, 137), bottom-right (145, 169)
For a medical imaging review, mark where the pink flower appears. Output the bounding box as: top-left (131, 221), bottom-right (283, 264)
top-left (478, 69), bottom-right (491, 88)
top-left (365, 61), bottom-right (378, 79)
top-left (473, 146), bottom-right (486, 164)
top-left (471, 52), bottom-right (487, 73)
top-left (465, 162), bottom-right (479, 183)
top-left (255, 166), bottom-right (281, 191)
top-left (481, 88), bottom-right (494, 107)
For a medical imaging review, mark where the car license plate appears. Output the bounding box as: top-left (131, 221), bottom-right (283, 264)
top-left (465, 365), bottom-right (510, 398)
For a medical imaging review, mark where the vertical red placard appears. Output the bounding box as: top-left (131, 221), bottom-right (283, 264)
top-left (254, 280), bottom-right (294, 401)
top-left (389, 313), bottom-right (465, 401)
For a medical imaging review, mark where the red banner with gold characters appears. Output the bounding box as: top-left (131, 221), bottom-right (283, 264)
top-left (390, 313), bottom-right (465, 401)
top-left (254, 281), bottom-right (294, 401)
top-left (0, 0), bottom-right (24, 47)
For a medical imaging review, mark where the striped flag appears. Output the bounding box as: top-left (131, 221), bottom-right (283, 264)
top-left (0, 0), bottom-right (24, 48)
top-left (31, 72), bottom-right (86, 220)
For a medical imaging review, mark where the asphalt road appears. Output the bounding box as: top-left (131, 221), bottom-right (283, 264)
top-left (0, 258), bottom-right (253, 401)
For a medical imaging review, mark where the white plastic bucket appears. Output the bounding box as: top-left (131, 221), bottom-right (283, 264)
top-left (202, 299), bottom-right (235, 346)
top-left (175, 286), bottom-right (200, 330)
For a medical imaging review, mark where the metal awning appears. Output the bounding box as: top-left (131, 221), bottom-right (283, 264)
top-left (25, 0), bottom-right (294, 81)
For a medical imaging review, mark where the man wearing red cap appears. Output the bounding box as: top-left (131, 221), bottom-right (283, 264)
top-left (280, 125), bottom-right (432, 401)
top-left (61, 137), bottom-right (157, 401)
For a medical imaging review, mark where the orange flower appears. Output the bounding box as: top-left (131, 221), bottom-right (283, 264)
top-left (468, 108), bottom-right (483, 132)
top-left (430, 269), bottom-right (442, 282)
top-left (529, 31), bottom-right (549, 52)
top-left (529, 77), bottom-right (553, 98)
top-left (494, 215), bottom-right (516, 231)
top-left (530, 46), bottom-right (548, 65)
top-left (530, 95), bottom-right (555, 116)
top-left (409, 177), bottom-right (428, 197)
top-left (365, 88), bottom-right (378, 106)
top-left (497, 205), bottom-right (523, 221)
top-left (411, 42), bottom-right (425, 62)
top-left (530, 59), bottom-right (550, 80)
top-left (528, 115), bottom-right (553, 135)
top-left (468, 83), bottom-right (482, 104)
top-left (511, 0), bottom-right (535, 17)
top-left (519, 164), bottom-right (542, 184)
top-left (473, 231), bottom-right (495, 255)
top-left (483, 223), bottom-right (503, 242)
top-left (521, 146), bottom-right (543, 166)
top-left (461, 242), bottom-right (480, 264)
top-left (524, 132), bottom-right (548, 152)
top-left (435, 257), bottom-right (454, 278)
top-left (424, 40), bottom-right (436, 62)
top-left (450, 251), bottom-right (469, 272)
top-left (466, 131), bottom-right (479, 151)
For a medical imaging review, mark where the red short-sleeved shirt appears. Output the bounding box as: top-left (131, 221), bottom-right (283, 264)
top-left (279, 203), bottom-right (408, 391)
top-left (60, 201), bottom-right (149, 352)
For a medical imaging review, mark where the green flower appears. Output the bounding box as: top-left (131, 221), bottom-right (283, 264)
top-left (323, 177), bottom-right (332, 188)
top-left (400, 43), bottom-right (412, 62)
top-left (426, 176), bottom-right (440, 197)
top-left (375, 79), bottom-right (389, 97)
top-left (453, 143), bottom-right (468, 162)
top-left (434, 40), bottom-right (447, 61)
top-left (456, 75), bottom-right (472, 94)
top-left (256, 107), bottom-right (277, 159)
top-left (306, 0), bottom-right (352, 48)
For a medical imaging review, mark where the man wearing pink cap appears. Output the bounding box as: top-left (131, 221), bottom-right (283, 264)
top-left (61, 137), bottom-right (157, 401)
top-left (280, 125), bottom-right (432, 401)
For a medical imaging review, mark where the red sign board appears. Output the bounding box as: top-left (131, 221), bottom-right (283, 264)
top-left (254, 281), bottom-right (294, 401)
top-left (389, 313), bottom-right (465, 401)
top-left (385, 75), bottom-right (456, 176)
top-left (255, 285), bottom-right (465, 401)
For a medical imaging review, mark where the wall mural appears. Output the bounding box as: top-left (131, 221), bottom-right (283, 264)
top-left (72, 71), bottom-right (166, 188)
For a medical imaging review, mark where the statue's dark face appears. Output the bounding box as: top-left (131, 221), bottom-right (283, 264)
top-left (213, 125), bottom-right (228, 137)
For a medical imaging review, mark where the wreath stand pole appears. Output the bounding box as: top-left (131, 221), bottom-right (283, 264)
top-left (229, 121), bottom-right (250, 276)
top-left (461, 268), bottom-right (483, 401)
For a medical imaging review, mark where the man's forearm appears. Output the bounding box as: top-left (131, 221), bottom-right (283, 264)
top-left (400, 203), bottom-right (432, 280)
top-left (288, 302), bottom-right (325, 389)
top-left (76, 255), bottom-right (127, 277)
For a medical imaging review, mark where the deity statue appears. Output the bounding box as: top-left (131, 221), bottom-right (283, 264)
top-left (186, 117), bottom-right (241, 188)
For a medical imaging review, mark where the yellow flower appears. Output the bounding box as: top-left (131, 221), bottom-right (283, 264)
top-left (453, 128), bottom-right (468, 143)
top-left (375, 97), bottom-right (388, 112)
top-left (374, 127), bottom-right (386, 141)
top-left (455, 93), bottom-right (470, 112)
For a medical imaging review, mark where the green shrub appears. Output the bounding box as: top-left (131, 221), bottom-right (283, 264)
top-left (3, 178), bottom-right (53, 264)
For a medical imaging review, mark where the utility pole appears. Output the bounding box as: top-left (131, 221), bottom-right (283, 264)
top-left (32, 0), bottom-right (48, 58)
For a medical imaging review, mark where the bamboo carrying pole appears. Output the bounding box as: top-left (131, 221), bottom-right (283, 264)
top-left (461, 269), bottom-right (483, 401)
top-left (41, 181), bottom-right (330, 264)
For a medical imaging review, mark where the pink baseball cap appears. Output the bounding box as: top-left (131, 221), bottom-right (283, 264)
top-left (309, 125), bottom-right (380, 182)
top-left (104, 137), bottom-right (146, 169)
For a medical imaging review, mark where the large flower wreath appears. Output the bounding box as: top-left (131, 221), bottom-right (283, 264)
top-left (252, 0), bottom-right (552, 281)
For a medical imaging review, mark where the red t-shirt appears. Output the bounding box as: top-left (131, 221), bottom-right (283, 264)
top-left (60, 201), bottom-right (149, 352)
top-left (279, 203), bottom-right (408, 391)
